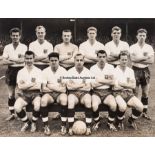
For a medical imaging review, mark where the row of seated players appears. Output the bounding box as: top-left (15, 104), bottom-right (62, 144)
top-left (13, 50), bottom-right (144, 136)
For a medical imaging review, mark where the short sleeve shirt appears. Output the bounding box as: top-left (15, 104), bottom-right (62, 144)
top-left (17, 66), bottom-right (42, 89)
top-left (2, 42), bottom-right (27, 67)
top-left (67, 67), bottom-right (93, 91)
top-left (90, 63), bottom-right (115, 89)
top-left (29, 40), bottom-right (53, 65)
top-left (105, 40), bottom-right (129, 65)
top-left (79, 40), bottom-right (105, 58)
top-left (113, 66), bottom-right (135, 90)
top-left (54, 42), bottom-right (78, 68)
top-left (42, 66), bottom-right (67, 85)
top-left (54, 42), bottom-right (78, 57)
top-left (129, 43), bottom-right (154, 68)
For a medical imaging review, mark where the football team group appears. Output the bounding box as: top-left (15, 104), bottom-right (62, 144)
top-left (1, 25), bottom-right (154, 136)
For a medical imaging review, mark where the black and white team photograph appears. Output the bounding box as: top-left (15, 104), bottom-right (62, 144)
top-left (0, 18), bottom-right (155, 137)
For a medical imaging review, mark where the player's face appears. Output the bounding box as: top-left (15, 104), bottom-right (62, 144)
top-left (10, 32), bottom-right (21, 43)
top-left (97, 53), bottom-right (107, 65)
top-left (137, 32), bottom-right (147, 43)
top-left (119, 55), bottom-right (128, 67)
top-left (74, 55), bottom-right (84, 69)
top-left (111, 30), bottom-right (121, 41)
top-left (36, 28), bottom-right (46, 40)
top-left (49, 57), bottom-right (59, 69)
top-left (25, 54), bottom-right (34, 66)
top-left (62, 32), bottom-right (72, 43)
top-left (87, 30), bottom-right (97, 40)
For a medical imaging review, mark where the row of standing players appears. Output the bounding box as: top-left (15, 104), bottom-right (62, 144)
top-left (1, 25), bottom-right (154, 135)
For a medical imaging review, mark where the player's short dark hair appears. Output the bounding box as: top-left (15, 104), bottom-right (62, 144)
top-left (87, 26), bottom-right (97, 33)
top-left (62, 29), bottom-right (72, 33)
top-left (112, 26), bottom-right (122, 33)
top-left (48, 52), bottom-right (59, 60)
top-left (137, 28), bottom-right (147, 35)
top-left (97, 50), bottom-right (107, 57)
top-left (118, 50), bottom-right (129, 59)
top-left (74, 53), bottom-right (85, 59)
top-left (25, 51), bottom-right (35, 58)
top-left (35, 25), bottom-right (46, 32)
top-left (9, 27), bottom-right (22, 35)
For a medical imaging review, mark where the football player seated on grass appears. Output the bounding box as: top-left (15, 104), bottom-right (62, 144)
top-left (113, 50), bottom-right (143, 130)
top-left (41, 52), bottom-right (68, 136)
top-left (90, 50), bottom-right (117, 131)
top-left (14, 51), bottom-right (42, 132)
top-left (67, 53), bottom-right (93, 136)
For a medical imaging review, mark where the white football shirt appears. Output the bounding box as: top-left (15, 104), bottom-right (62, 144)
top-left (67, 66), bottom-right (93, 91)
top-left (113, 66), bottom-right (135, 90)
top-left (79, 40), bottom-right (105, 58)
top-left (105, 40), bottom-right (129, 65)
top-left (17, 66), bottom-right (42, 89)
top-left (129, 43), bottom-right (154, 68)
top-left (3, 42), bottom-right (27, 67)
top-left (42, 66), bottom-right (67, 85)
top-left (90, 63), bottom-right (115, 89)
top-left (29, 40), bottom-right (53, 65)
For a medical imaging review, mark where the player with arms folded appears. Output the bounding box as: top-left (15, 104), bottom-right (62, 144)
top-left (67, 53), bottom-right (93, 136)
top-left (2, 28), bottom-right (27, 121)
top-left (14, 51), bottom-right (42, 132)
top-left (79, 27), bottom-right (105, 69)
top-left (113, 51), bottom-right (143, 130)
top-left (130, 28), bottom-right (154, 120)
top-left (90, 50), bottom-right (117, 131)
top-left (54, 29), bottom-right (78, 70)
top-left (41, 52), bottom-right (68, 136)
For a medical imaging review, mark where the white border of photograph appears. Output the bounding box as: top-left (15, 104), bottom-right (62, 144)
top-left (0, 0), bottom-right (155, 155)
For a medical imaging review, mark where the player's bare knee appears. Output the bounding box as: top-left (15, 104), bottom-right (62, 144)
top-left (60, 100), bottom-right (67, 106)
top-left (41, 98), bottom-right (48, 107)
top-left (118, 102), bottom-right (127, 112)
top-left (108, 98), bottom-right (117, 111)
top-left (92, 102), bottom-right (99, 112)
top-left (108, 95), bottom-right (117, 111)
top-left (136, 101), bottom-right (144, 112)
top-left (92, 95), bottom-right (100, 111)
top-left (115, 95), bottom-right (127, 112)
top-left (33, 102), bottom-right (40, 111)
top-left (14, 99), bottom-right (23, 113)
top-left (84, 101), bottom-right (91, 108)
top-left (14, 104), bottom-right (22, 113)
top-left (83, 97), bottom-right (91, 108)
top-left (109, 101), bottom-right (117, 111)
top-left (59, 95), bottom-right (67, 106)
top-left (68, 95), bottom-right (76, 109)
top-left (68, 101), bottom-right (75, 109)
top-left (83, 96), bottom-right (91, 108)
top-left (132, 97), bottom-right (144, 112)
